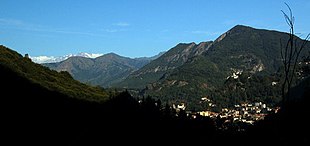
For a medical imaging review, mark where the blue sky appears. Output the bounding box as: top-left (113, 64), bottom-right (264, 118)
top-left (1, 0), bottom-right (309, 58)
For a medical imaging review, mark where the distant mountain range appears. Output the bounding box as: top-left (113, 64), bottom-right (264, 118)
top-left (31, 52), bottom-right (165, 64)
top-left (43, 52), bottom-right (165, 87)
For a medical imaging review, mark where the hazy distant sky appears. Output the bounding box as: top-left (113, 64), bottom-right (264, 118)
top-left (1, 0), bottom-right (309, 58)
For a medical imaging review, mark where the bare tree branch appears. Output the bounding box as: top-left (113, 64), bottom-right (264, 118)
top-left (281, 4), bottom-right (309, 103)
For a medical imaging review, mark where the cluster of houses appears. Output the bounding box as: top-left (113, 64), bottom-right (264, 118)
top-left (214, 102), bottom-right (280, 124)
top-left (173, 97), bottom-right (280, 125)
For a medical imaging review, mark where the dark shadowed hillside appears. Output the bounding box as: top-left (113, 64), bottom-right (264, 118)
top-left (0, 45), bottom-right (109, 102)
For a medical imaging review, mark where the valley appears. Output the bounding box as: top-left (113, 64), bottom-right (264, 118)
top-left (1, 24), bottom-right (309, 145)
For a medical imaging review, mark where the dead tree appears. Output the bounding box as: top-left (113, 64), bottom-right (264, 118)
top-left (280, 3), bottom-right (310, 103)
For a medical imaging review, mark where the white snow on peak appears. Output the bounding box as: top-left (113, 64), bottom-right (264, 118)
top-left (30, 52), bottom-right (103, 64)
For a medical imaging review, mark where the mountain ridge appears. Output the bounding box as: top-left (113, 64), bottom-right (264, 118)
top-left (115, 41), bottom-right (213, 89)
top-left (31, 51), bottom-right (166, 64)
top-left (43, 51), bottom-right (164, 87)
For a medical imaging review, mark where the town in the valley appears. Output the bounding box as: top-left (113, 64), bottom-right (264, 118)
top-left (173, 97), bottom-right (280, 125)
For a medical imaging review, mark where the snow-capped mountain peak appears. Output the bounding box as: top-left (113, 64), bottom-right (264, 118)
top-left (30, 53), bottom-right (103, 64)
top-left (76, 52), bottom-right (103, 58)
